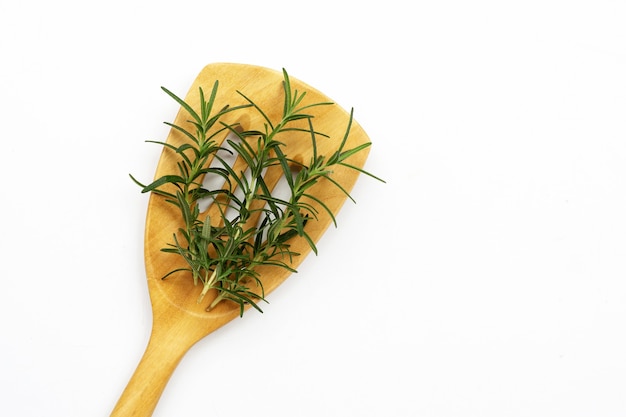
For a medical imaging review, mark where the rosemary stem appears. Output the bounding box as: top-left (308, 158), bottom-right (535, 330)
top-left (199, 268), bottom-right (218, 302)
top-left (207, 292), bottom-right (226, 311)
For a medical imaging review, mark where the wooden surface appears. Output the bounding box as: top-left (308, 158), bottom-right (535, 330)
top-left (111, 63), bottom-right (372, 416)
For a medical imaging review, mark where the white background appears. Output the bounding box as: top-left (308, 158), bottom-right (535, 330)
top-left (1, 1), bottom-right (626, 416)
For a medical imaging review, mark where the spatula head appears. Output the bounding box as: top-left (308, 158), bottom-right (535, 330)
top-left (143, 63), bottom-right (371, 326)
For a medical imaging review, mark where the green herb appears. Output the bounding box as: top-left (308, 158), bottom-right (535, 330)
top-left (131, 69), bottom-right (382, 316)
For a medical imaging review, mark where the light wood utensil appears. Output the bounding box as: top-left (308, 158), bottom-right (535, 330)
top-left (111, 63), bottom-right (372, 416)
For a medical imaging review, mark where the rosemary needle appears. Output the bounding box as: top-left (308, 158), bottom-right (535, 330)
top-left (131, 69), bottom-right (382, 316)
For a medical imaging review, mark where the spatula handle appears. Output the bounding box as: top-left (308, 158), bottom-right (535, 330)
top-left (111, 329), bottom-right (189, 417)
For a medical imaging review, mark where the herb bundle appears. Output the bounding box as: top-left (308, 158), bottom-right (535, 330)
top-left (132, 69), bottom-right (380, 316)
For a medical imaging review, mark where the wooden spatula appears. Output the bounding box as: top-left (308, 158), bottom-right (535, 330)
top-left (111, 63), bottom-right (373, 416)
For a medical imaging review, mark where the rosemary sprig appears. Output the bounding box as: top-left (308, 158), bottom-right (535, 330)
top-left (131, 69), bottom-right (382, 316)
